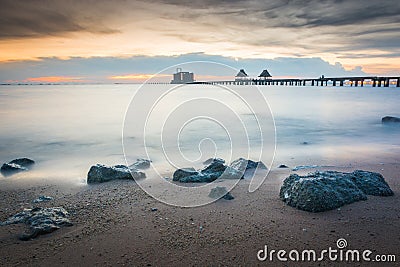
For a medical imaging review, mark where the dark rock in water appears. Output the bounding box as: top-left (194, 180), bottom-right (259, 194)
top-left (302, 141), bottom-right (309, 145)
top-left (280, 171), bottom-right (367, 212)
top-left (203, 158), bottom-right (225, 165)
top-left (350, 170), bottom-right (394, 196)
top-left (230, 158), bottom-right (267, 172)
top-left (32, 195), bottom-right (53, 203)
top-left (173, 161), bottom-right (243, 183)
top-left (1, 163), bottom-right (27, 173)
top-left (172, 168), bottom-right (198, 181)
top-left (278, 164), bottom-right (289, 168)
top-left (130, 158), bottom-right (151, 169)
top-left (1, 207), bottom-right (72, 240)
top-left (87, 164), bottom-right (145, 184)
top-left (280, 170), bottom-right (394, 212)
top-left (1, 158), bottom-right (35, 176)
top-left (208, 186), bottom-right (234, 200)
top-left (382, 116), bottom-right (400, 124)
top-left (9, 158), bottom-right (35, 167)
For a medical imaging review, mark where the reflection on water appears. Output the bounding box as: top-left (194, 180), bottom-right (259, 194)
top-left (0, 84), bottom-right (399, 184)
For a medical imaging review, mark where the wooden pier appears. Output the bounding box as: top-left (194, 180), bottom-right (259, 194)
top-left (200, 76), bottom-right (400, 87)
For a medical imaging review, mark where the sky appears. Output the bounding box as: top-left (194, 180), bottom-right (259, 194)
top-left (0, 0), bottom-right (399, 83)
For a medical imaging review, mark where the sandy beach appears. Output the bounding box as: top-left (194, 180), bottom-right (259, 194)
top-left (1, 160), bottom-right (398, 266)
top-left (1, 0), bottom-right (400, 265)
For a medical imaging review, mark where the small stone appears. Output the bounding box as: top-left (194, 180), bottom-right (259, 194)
top-left (32, 196), bottom-right (53, 203)
top-left (208, 186), bottom-right (234, 200)
top-left (130, 158), bottom-right (151, 169)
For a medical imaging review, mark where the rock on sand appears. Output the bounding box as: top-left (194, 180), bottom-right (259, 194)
top-left (87, 164), bottom-right (145, 184)
top-left (280, 170), bottom-right (393, 212)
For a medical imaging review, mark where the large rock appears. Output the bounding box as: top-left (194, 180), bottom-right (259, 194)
top-left (87, 164), bottom-right (145, 184)
top-left (1, 207), bottom-right (72, 241)
top-left (280, 171), bottom-right (367, 212)
top-left (280, 170), bottom-right (393, 212)
top-left (1, 157), bottom-right (35, 176)
top-left (350, 170), bottom-right (394, 196)
top-left (130, 158), bottom-right (151, 169)
top-left (173, 161), bottom-right (242, 183)
top-left (382, 116), bottom-right (400, 124)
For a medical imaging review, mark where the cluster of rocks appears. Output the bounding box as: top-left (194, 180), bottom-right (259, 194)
top-left (87, 158), bottom-right (151, 184)
top-left (280, 170), bottom-right (394, 212)
top-left (1, 158), bottom-right (35, 176)
top-left (1, 207), bottom-right (73, 241)
top-left (173, 158), bottom-right (267, 183)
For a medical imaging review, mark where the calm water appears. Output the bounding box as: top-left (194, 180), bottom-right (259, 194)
top-left (0, 84), bottom-right (399, 184)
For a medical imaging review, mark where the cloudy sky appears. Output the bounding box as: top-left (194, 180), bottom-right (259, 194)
top-left (0, 0), bottom-right (399, 83)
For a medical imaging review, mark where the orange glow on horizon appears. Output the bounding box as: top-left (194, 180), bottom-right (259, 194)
top-left (109, 74), bottom-right (166, 80)
top-left (26, 76), bottom-right (84, 83)
top-left (108, 74), bottom-right (171, 82)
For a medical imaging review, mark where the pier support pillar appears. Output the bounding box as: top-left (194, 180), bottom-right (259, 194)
top-left (354, 80), bottom-right (358, 87)
top-left (372, 80), bottom-right (376, 87)
top-left (361, 79), bottom-right (364, 87)
top-left (385, 79), bottom-right (390, 87)
top-left (397, 79), bottom-right (400, 87)
top-left (340, 80), bottom-right (344, 86)
top-left (311, 80), bottom-right (315, 86)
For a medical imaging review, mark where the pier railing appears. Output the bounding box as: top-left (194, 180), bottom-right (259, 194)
top-left (198, 76), bottom-right (400, 87)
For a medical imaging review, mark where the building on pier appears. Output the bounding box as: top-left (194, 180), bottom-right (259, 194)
top-left (258, 69), bottom-right (272, 80)
top-left (235, 69), bottom-right (249, 81)
top-left (171, 68), bottom-right (195, 84)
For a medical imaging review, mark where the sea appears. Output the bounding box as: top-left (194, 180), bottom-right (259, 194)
top-left (0, 84), bottom-right (399, 185)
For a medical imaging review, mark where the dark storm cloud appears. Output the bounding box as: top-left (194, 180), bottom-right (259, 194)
top-left (0, 0), bottom-right (120, 39)
top-left (0, 0), bottom-right (399, 68)
top-left (2, 0), bottom-right (399, 39)
top-left (157, 0), bottom-right (400, 27)
top-left (151, 0), bottom-right (400, 56)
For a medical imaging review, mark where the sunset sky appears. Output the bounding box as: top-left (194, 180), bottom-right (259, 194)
top-left (0, 0), bottom-right (399, 83)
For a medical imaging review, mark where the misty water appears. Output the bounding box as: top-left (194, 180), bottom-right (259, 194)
top-left (0, 84), bottom-right (399, 185)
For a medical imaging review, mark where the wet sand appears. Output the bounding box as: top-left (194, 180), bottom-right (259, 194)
top-left (0, 162), bottom-right (399, 266)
